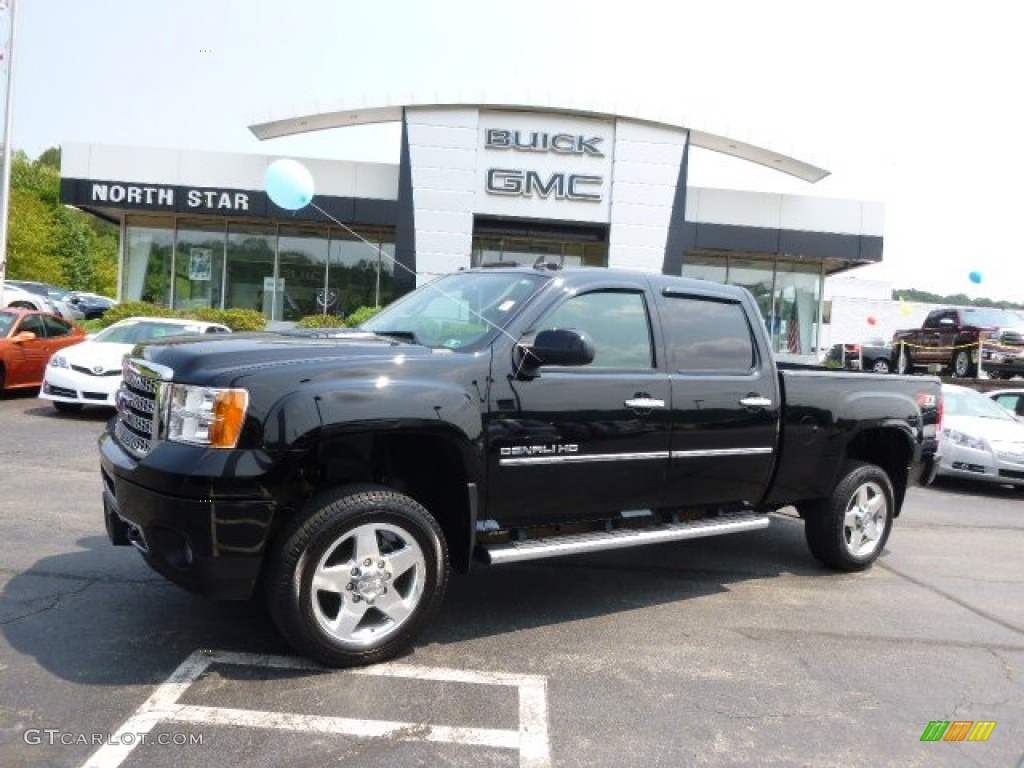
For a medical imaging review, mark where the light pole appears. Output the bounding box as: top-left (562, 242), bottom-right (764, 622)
top-left (0, 0), bottom-right (17, 299)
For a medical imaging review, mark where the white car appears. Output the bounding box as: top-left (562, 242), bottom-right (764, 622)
top-left (1, 282), bottom-right (59, 314)
top-left (937, 383), bottom-right (1024, 489)
top-left (40, 317), bottom-right (231, 412)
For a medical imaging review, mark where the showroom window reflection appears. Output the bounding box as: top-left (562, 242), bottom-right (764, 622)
top-left (681, 253), bottom-right (823, 355)
top-left (122, 216), bottom-right (396, 321)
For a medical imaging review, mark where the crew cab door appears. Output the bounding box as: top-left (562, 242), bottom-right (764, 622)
top-left (653, 286), bottom-right (780, 507)
top-left (486, 280), bottom-right (670, 526)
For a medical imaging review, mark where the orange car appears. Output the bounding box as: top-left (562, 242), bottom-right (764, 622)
top-left (0, 308), bottom-right (87, 392)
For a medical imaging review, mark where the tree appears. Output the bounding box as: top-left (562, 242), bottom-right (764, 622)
top-left (7, 149), bottom-right (119, 296)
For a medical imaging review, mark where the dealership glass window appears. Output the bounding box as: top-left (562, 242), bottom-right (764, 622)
top-left (681, 252), bottom-right (728, 284)
top-left (278, 225), bottom-right (330, 321)
top-left (123, 216), bottom-right (174, 305)
top-left (226, 224), bottom-right (277, 319)
top-left (328, 229), bottom-right (395, 315)
top-left (470, 236), bottom-right (608, 268)
top-left (772, 260), bottom-right (822, 355)
top-left (173, 220), bottom-right (226, 311)
top-left (727, 259), bottom-right (775, 330)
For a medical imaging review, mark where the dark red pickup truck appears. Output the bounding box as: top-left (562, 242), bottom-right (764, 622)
top-left (893, 307), bottom-right (1024, 378)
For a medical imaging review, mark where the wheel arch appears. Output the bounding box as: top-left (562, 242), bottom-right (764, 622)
top-left (280, 424), bottom-right (483, 573)
top-left (844, 426), bottom-right (913, 515)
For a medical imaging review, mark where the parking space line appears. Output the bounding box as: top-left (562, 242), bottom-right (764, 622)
top-left (82, 650), bottom-right (550, 768)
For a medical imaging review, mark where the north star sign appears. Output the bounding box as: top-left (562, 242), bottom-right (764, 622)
top-left (89, 183), bottom-right (251, 212)
top-left (484, 128), bottom-right (605, 202)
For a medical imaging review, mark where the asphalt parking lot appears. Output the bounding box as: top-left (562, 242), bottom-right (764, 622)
top-left (1, 391), bottom-right (1022, 767)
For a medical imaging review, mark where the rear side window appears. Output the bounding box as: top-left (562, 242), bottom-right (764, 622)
top-left (661, 295), bottom-right (756, 373)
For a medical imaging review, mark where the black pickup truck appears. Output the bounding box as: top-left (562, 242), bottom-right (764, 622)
top-left (100, 266), bottom-right (941, 666)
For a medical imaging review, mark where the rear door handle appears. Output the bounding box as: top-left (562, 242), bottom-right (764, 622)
top-left (625, 398), bottom-right (666, 409)
top-left (739, 396), bottom-right (772, 408)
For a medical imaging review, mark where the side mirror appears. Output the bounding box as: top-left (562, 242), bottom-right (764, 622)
top-left (518, 328), bottom-right (595, 375)
top-left (12, 331), bottom-right (37, 343)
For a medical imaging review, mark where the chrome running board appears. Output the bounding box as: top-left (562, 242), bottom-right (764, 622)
top-left (479, 512), bottom-right (770, 565)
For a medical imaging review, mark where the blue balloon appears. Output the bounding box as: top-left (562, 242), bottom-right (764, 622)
top-left (968, 270), bottom-right (983, 284)
top-left (265, 158), bottom-right (314, 210)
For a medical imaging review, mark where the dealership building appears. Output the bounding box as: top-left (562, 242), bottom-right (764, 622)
top-left (60, 96), bottom-right (884, 355)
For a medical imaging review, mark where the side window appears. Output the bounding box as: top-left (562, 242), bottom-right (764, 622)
top-left (539, 291), bottom-right (653, 369)
top-left (923, 311), bottom-right (941, 329)
top-left (661, 295), bottom-right (756, 374)
top-left (41, 315), bottom-right (72, 338)
top-left (16, 315), bottom-right (46, 338)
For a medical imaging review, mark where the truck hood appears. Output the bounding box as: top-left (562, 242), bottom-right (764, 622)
top-left (135, 330), bottom-right (449, 382)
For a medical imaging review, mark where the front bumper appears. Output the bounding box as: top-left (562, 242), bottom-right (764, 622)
top-left (980, 347), bottom-right (1024, 375)
top-left (937, 442), bottom-right (1024, 487)
top-left (99, 431), bottom-right (278, 600)
top-left (41, 367), bottom-right (120, 406)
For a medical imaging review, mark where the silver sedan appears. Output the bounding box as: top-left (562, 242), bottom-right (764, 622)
top-left (938, 383), bottom-right (1024, 488)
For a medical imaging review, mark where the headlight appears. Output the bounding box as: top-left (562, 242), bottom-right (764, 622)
top-left (944, 429), bottom-right (987, 451)
top-left (165, 384), bottom-right (249, 448)
top-left (49, 355), bottom-right (69, 368)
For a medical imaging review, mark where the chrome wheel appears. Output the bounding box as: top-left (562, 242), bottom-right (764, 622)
top-left (871, 359), bottom-right (891, 374)
top-left (310, 521), bottom-right (427, 649)
top-left (843, 481), bottom-right (888, 558)
top-left (953, 350), bottom-right (971, 378)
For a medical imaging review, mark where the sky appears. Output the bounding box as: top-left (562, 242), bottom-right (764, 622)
top-left (8, 0), bottom-right (1024, 301)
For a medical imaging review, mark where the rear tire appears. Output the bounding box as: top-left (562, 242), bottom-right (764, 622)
top-left (265, 484), bottom-right (449, 667)
top-left (869, 358), bottom-right (891, 374)
top-left (801, 461), bottom-right (894, 571)
top-left (53, 401), bottom-right (83, 414)
top-left (952, 349), bottom-right (974, 378)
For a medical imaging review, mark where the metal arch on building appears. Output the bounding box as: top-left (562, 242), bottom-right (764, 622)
top-left (247, 95), bottom-right (830, 183)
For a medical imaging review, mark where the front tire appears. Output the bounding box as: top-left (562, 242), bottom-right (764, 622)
top-left (895, 345), bottom-right (911, 375)
top-left (869, 358), bottom-right (891, 374)
top-left (265, 484), bottom-right (449, 667)
top-left (801, 461), bottom-right (894, 571)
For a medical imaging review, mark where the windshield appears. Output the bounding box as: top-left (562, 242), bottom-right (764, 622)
top-left (943, 387), bottom-right (1016, 421)
top-left (362, 271), bottom-right (548, 350)
top-left (961, 308), bottom-right (1024, 327)
top-left (0, 311), bottom-right (15, 337)
top-left (94, 321), bottom-right (201, 344)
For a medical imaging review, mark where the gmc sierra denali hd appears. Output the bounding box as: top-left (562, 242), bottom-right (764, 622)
top-left (99, 266), bottom-right (942, 666)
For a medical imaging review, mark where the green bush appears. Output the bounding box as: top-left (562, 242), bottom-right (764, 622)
top-left (344, 305), bottom-right (384, 328)
top-left (92, 302), bottom-right (266, 332)
top-left (95, 301), bottom-right (183, 328)
top-left (295, 314), bottom-right (348, 329)
top-left (192, 307), bottom-right (267, 332)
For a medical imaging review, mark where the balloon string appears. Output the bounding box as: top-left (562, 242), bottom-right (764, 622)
top-left (308, 201), bottom-right (526, 349)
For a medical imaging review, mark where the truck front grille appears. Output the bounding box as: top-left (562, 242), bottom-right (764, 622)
top-left (114, 359), bottom-right (172, 458)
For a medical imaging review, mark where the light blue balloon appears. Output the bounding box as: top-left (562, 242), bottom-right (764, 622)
top-left (265, 158), bottom-right (314, 210)
top-left (968, 270), bottom-right (983, 284)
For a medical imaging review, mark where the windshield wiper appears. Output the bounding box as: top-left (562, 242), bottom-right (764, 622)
top-left (372, 330), bottom-right (422, 345)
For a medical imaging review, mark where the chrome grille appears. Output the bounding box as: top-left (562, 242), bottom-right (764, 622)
top-left (998, 330), bottom-right (1024, 347)
top-left (115, 359), bottom-right (172, 458)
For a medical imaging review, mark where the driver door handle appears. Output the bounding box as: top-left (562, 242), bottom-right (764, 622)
top-left (625, 397), bottom-right (666, 409)
top-left (739, 396), bottom-right (772, 408)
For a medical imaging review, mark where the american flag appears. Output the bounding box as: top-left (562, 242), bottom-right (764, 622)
top-left (787, 302), bottom-right (800, 353)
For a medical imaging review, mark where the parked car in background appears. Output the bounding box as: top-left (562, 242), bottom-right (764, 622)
top-left (7, 280), bottom-right (85, 322)
top-left (1, 283), bottom-right (59, 314)
top-left (40, 317), bottom-right (231, 413)
top-left (0, 308), bottom-right (87, 392)
top-left (69, 292), bottom-right (118, 320)
top-left (987, 389), bottom-right (1024, 420)
top-left (937, 383), bottom-right (1024, 488)
top-left (893, 307), bottom-right (1024, 378)
top-left (824, 337), bottom-right (893, 373)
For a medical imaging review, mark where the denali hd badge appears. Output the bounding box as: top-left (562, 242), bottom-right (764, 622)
top-left (500, 444), bottom-right (580, 457)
